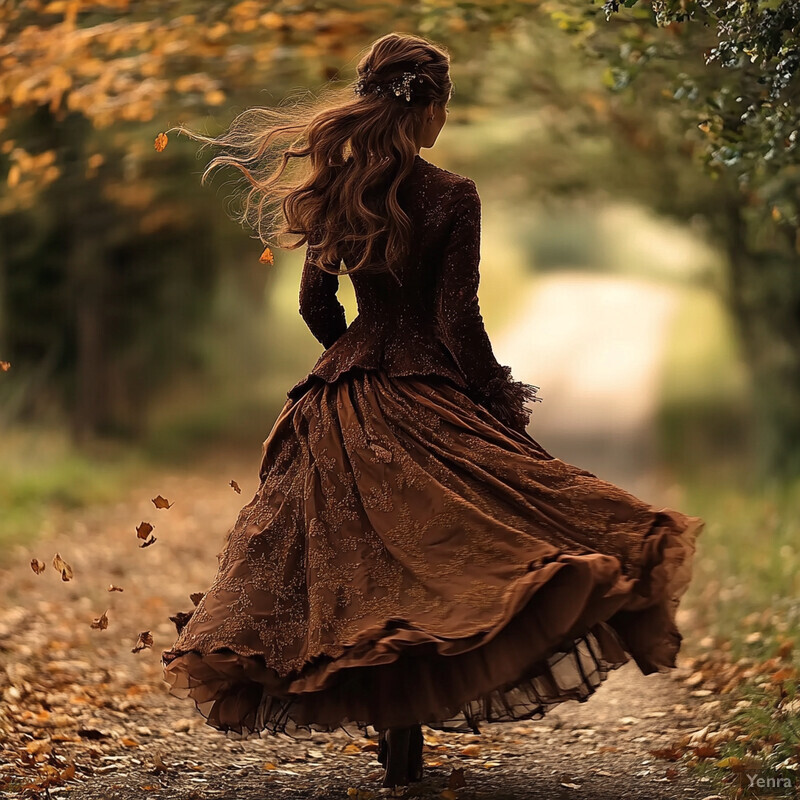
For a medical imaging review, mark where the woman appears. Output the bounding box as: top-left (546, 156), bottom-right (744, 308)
top-left (161, 32), bottom-right (704, 789)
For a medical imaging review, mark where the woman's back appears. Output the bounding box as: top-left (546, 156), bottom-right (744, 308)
top-left (289, 154), bottom-right (519, 414)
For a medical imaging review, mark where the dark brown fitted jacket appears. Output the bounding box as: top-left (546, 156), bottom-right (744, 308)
top-left (287, 154), bottom-right (539, 434)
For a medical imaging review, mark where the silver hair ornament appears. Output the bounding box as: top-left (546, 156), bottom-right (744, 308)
top-left (354, 62), bottom-right (424, 103)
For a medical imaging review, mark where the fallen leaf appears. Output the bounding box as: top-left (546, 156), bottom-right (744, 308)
top-left (650, 745), bottom-right (684, 761)
top-left (448, 766), bottom-right (466, 789)
top-left (121, 737), bottom-right (139, 747)
top-left (154, 132), bottom-right (168, 152)
top-left (30, 558), bottom-right (46, 574)
top-left (77, 728), bottom-right (108, 739)
top-left (561, 782), bottom-right (581, 789)
top-left (90, 610), bottom-right (109, 630)
top-left (440, 790), bottom-right (459, 800)
top-left (777, 639), bottom-right (794, 660)
top-left (692, 744), bottom-right (719, 758)
top-left (132, 631), bottom-right (154, 653)
top-left (459, 745), bottom-right (480, 757)
top-left (152, 751), bottom-right (167, 773)
top-left (152, 494), bottom-right (173, 509)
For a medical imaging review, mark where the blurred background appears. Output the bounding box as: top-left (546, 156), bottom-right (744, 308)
top-left (1, 2), bottom-right (799, 786)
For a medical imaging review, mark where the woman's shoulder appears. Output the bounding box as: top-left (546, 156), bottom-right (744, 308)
top-left (414, 156), bottom-right (475, 202)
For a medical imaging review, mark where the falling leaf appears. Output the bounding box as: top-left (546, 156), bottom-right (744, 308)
top-left (447, 767), bottom-right (466, 789)
top-left (0, 361), bottom-right (10, 371)
top-left (30, 558), bottom-right (46, 574)
top-left (132, 631), bottom-right (154, 653)
top-left (52, 553), bottom-right (73, 581)
top-left (189, 592), bottom-right (204, 606)
top-left (259, 246), bottom-right (274, 265)
top-left (136, 521), bottom-right (154, 540)
top-left (152, 494), bottom-right (173, 509)
top-left (698, 120), bottom-right (711, 133)
top-left (136, 520), bottom-right (157, 547)
top-left (230, 479), bottom-right (241, 493)
top-left (154, 132), bottom-right (168, 152)
top-left (108, 584), bottom-right (124, 592)
top-left (90, 610), bottom-right (109, 630)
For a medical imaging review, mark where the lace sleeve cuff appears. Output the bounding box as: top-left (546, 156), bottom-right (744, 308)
top-left (475, 365), bottom-right (543, 434)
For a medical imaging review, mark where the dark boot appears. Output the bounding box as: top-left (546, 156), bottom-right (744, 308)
top-left (407, 723), bottom-right (424, 782)
top-left (381, 726), bottom-right (412, 788)
top-left (377, 729), bottom-right (388, 767)
top-left (378, 725), bottom-right (424, 787)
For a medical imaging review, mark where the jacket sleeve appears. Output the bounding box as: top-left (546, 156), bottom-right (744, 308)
top-left (298, 239), bottom-right (348, 350)
top-left (435, 178), bottom-right (541, 434)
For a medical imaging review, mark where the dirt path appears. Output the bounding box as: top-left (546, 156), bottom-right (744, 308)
top-left (494, 271), bottom-right (682, 495)
top-left (1, 453), bottom-right (718, 800)
top-left (0, 273), bottom-right (723, 799)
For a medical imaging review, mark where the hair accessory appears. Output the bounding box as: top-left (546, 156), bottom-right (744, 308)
top-left (354, 60), bottom-right (424, 103)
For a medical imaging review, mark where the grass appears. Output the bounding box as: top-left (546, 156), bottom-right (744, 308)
top-left (656, 282), bottom-right (800, 797)
top-left (0, 429), bottom-right (148, 558)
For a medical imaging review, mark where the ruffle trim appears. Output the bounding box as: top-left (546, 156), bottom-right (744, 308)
top-left (160, 509), bottom-right (702, 741)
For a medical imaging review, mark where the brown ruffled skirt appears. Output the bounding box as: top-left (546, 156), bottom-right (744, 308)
top-left (161, 369), bottom-right (703, 739)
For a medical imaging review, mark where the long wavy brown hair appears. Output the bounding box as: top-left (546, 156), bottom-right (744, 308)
top-left (168, 33), bottom-right (453, 278)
